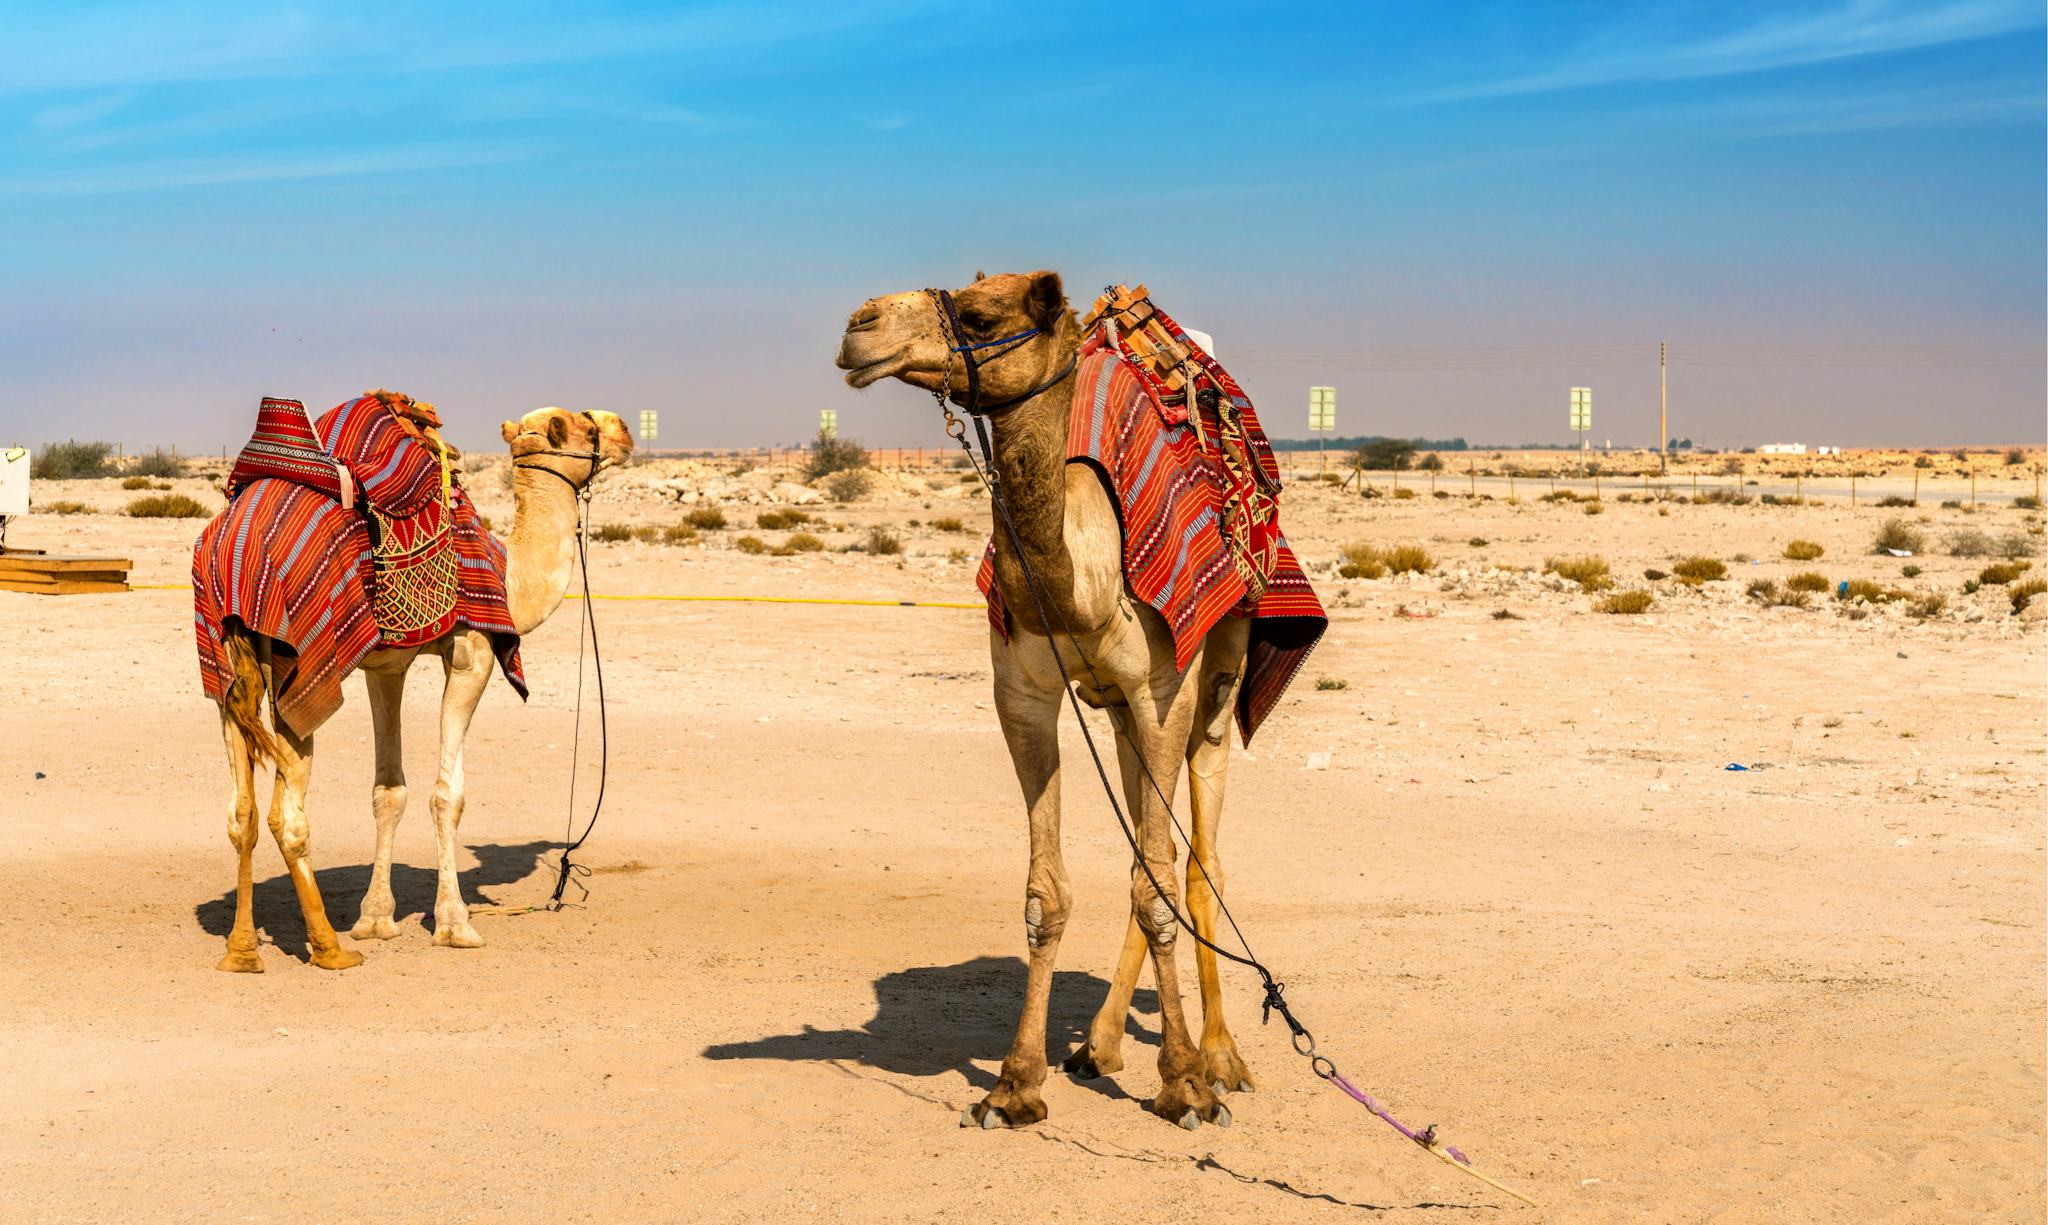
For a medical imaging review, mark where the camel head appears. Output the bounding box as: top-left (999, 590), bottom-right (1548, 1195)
top-left (499, 407), bottom-right (634, 490)
top-left (836, 270), bottom-right (1072, 402)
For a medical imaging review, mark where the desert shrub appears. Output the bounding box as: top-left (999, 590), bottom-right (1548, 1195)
top-left (1907, 593), bottom-right (1947, 618)
top-left (1876, 494), bottom-right (1914, 508)
top-left (930, 515), bottom-right (967, 533)
top-left (662, 523), bottom-right (698, 545)
top-left (2011, 577), bottom-right (2047, 612)
top-left (1583, 500), bottom-right (1603, 515)
top-left (2016, 496), bottom-right (2042, 510)
top-left (1546, 555), bottom-right (1611, 591)
top-left (734, 534), bottom-right (766, 554)
top-left (1732, 551), bottom-right (1754, 564)
top-left (1940, 499), bottom-right (1963, 510)
top-left (1783, 539), bottom-right (1824, 561)
top-left (1672, 556), bottom-right (1727, 584)
top-left (1539, 489), bottom-right (1581, 503)
top-left (1338, 543), bottom-right (1385, 580)
top-left (946, 547), bottom-right (969, 563)
top-left (1872, 519), bottom-right (1924, 554)
top-left (1315, 677), bottom-right (1348, 691)
top-left (1914, 454), bottom-right (1934, 468)
top-left (1945, 527), bottom-right (1995, 557)
top-left (130, 447), bottom-right (186, 479)
top-left (824, 469), bottom-right (874, 502)
top-left (1962, 578), bottom-right (1981, 594)
top-left (1771, 588), bottom-right (1813, 609)
top-left (1468, 537), bottom-right (1488, 548)
top-left (124, 493), bottom-right (210, 518)
top-left (1643, 567), bottom-right (1668, 581)
top-left (1746, 578), bottom-right (1777, 600)
top-left (682, 505), bottom-right (727, 530)
top-left (1837, 578), bottom-right (1896, 604)
top-left (631, 525), bottom-right (660, 543)
top-left (1392, 487), bottom-right (1416, 500)
top-left (773, 532), bottom-right (827, 556)
top-left (1352, 438), bottom-right (1417, 470)
top-left (1693, 488), bottom-right (1750, 505)
top-left (1596, 589), bottom-right (1654, 614)
top-left (1786, 571), bottom-right (1831, 593)
top-left (1382, 544), bottom-right (1433, 574)
top-left (1996, 530), bottom-right (2035, 559)
top-left (120, 475), bottom-right (154, 490)
top-left (38, 499), bottom-right (94, 515)
top-left (1418, 453), bottom-right (1444, 472)
top-left (32, 440), bottom-right (114, 479)
top-left (592, 522), bottom-right (634, 542)
top-left (2006, 448), bottom-right (2027, 466)
top-left (1901, 564), bottom-right (1921, 578)
top-left (1978, 560), bottom-right (2031, 585)
top-left (756, 508), bottom-right (813, 530)
top-left (803, 430), bottom-right (870, 480)
top-left (865, 525), bottom-right (902, 555)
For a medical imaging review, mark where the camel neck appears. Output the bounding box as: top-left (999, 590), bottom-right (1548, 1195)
top-left (985, 329), bottom-right (1082, 631)
top-left (504, 467), bottom-right (583, 635)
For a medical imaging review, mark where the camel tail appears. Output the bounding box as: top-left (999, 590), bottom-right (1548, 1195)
top-left (221, 622), bottom-right (279, 765)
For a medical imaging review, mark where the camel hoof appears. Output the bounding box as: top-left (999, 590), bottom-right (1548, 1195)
top-left (433, 922), bottom-right (485, 949)
top-left (310, 946), bottom-right (364, 971)
top-left (1235, 1079), bottom-right (1255, 1093)
top-left (981, 1108), bottom-right (1006, 1130)
top-left (1213, 1104), bottom-right (1232, 1129)
top-left (1211, 1079), bottom-right (1229, 1098)
top-left (959, 1108), bottom-right (976, 1128)
top-left (1177, 1109), bottom-right (1201, 1131)
top-left (215, 950), bottom-right (264, 974)
top-left (1062, 1051), bottom-right (1104, 1080)
top-left (349, 915), bottom-right (400, 941)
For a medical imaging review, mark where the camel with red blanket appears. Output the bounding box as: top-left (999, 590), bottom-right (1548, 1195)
top-left (835, 273), bottom-right (1324, 1131)
top-left (196, 400), bottom-right (631, 972)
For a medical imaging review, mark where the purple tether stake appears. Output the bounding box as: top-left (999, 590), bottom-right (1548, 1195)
top-left (1317, 1065), bottom-right (1540, 1207)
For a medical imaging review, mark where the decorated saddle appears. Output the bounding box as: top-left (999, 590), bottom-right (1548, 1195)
top-left (194, 392), bottom-right (525, 735)
top-left (978, 287), bottom-right (1326, 743)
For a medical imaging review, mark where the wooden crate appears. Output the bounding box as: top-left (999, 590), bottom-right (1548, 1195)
top-left (0, 553), bottom-right (134, 595)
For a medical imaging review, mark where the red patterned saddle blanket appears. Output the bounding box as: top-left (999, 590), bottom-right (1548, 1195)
top-left (978, 304), bottom-right (1326, 744)
top-left (194, 394), bottom-right (524, 736)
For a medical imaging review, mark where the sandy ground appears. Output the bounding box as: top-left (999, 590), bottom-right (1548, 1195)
top-left (2, 458), bottom-right (2044, 1224)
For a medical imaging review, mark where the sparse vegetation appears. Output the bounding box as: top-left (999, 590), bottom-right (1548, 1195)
top-left (1583, 500), bottom-right (1603, 515)
top-left (1642, 567), bottom-right (1668, 580)
top-left (37, 499), bottom-right (94, 515)
top-left (1315, 677), bottom-right (1348, 691)
top-left (124, 493), bottom-right (209, 519)
top-left (1876, 494), bottom-right (1914, 508)
top-left (120, 475), bottom-right (154, 490)
top-left (1693, 488), bottom-right (1750, 505)
top-left (734, 534), bottom-right (766, 554)
top-left (1338, 543), bottom-right (1385, 580)
top-left (1381, 544), bottom-right (1434, 574)
top-left (803, 429), bottom-right (870, 481)
top-left (1546, 555), bottom-right (1611, 592)
top-left (1901, 564), bottom-right (1921, 578)
top-left (775, 531), bottom-right (827, 555)
top-left (593, 522), bottom-right (634, 542)
top-left (2005, 448), bottom-right (2027, 466)
top-left (1672, 556), bottom-right (1727, 584)
top-left (31, 440), bottom-right (114, 480)
top-left (1907, 593), bottom-right (1947, 618)
top-left (1392, 486), bottom-right (1417, 500)
top-left (1978, 560), bottom-right (2031, 586)
top-left (2016, 496), bottom-right (2042, 510)
top-left (1786, 572), bottom-right (1831, 594)
top-left (1945, 527), bottom-right (1996, 557)
top-left (824, 469), bottom-right (874, 502)
top-left (1783, 539), bottom-right (1824, 561)
top-left (1596, 589), bottom-right (1654, 614)
top-left (130, 447), bottom-right (187, 479)
top-left (1837, 579), bottom-right (1901, 604)
top-left (1491, 608), bottom-right (1522, 620)
top-left (930, 515), bottom-right (968, 533)
top-left (2011, 577), bottom-right (2047, 613)
top-left (684, 506), bottom-right (727, 530)
top-left (1417, 453), bottom-right (1445, 472)
top-left (631, 525), bottom-right (660, 543)
top-left (1468, 537), bottom-right (1489, 548)
top-left (1873, 518), bottom-right (1925, 555)
top-left (864, 524), bottom-right (902, 555)
top-left (757, 508), bottom-right (813, 530)
top-left (662, 523), bottom-right (698, 545)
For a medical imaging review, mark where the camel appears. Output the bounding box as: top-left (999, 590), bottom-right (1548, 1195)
top-left (212, 407), bottom-right (632, 972)
top-left (836, 271), bottom-right (1254, 1131)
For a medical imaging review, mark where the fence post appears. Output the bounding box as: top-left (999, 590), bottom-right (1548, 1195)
top-left (1468, 458), bottom-right (1475, 496)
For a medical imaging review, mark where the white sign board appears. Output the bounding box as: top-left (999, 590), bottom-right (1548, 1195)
top-left (637, 410), bottom-right (659, 442)
top-left (0, 447), bottom-right (27, 517)
top-left (819, 409), bottom-right (838, 439)
top-left (1569, 387), bottom-right (1591, 432)
top-left (1309, 386), bottom-right (1336, 432)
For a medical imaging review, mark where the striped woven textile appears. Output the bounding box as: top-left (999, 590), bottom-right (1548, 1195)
top-left (978, 335), bottom-right (1325, 744)
top-left (193, 397), bottom-right (525, 736)
top-left (226, 397), bottom-right (351, 507)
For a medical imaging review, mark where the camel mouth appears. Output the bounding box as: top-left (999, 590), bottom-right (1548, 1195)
top-left (838, 344), bottom-right (909, 388)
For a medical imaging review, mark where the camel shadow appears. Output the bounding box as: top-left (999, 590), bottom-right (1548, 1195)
top-left (702, 955), bottom-right (1161, 1098)
top-left (192, 840), bottom-right (555, 962)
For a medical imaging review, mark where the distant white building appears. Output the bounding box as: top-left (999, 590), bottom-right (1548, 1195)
top-left (1758, 443), bottom-right (1808, 455)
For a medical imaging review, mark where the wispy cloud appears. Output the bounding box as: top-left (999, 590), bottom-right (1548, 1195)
top-left (0, 146), bottom-right (527, 195)
top-left (1411, 0), bottom-right (2042, 102)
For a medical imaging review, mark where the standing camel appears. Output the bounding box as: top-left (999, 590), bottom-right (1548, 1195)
top-left (208, 407), bottom-right (631, 972)
top-left (835, 272), bottom-right (1261, 1131)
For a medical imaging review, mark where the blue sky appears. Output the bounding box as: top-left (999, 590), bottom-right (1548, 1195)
top-left (1, 1), bottom-right (2041, 452)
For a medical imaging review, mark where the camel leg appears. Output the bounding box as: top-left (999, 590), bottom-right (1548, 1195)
top-left (350, 666), bottom-right (409, 940)
top-left (1187, 651), bottom-right (1254, 1095)
top-left (216, 712), bottom-right (266, 973)
top-left (1061, 733), bottom-right (1155, 1081)
top-left (965, 635), bottom-right (1071, 1128)
top-left (266, 722), bottom-right (362, 970)
top-left (1122, 694), bottom-right (1229, 1129)
top-left (429, 633), bottom-right (493, 949)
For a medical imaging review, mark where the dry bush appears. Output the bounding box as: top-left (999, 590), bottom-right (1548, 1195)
top-left (930, 515), bottom-right (968, 533)
top-left (2011, 577), bottom-right (2047, 612)
top-left (1546, 555), bottom-right (1611, 591)
top-left (734, 535), bottom-right (766, 555)
top-left (662, 523), bottom-right (698, 545)
top-left (120, 475), bottom-right (154, 490)
top-left (1783, 539), bottom-right (1824, 560)
top-left (1672, 556), bottom-right (1727, 584)
top-left (1785, 571), bottom-right (1831, 593)
top-left (1771, 588), bottom-right (1813, 609)
top-left (1468, 537), bottom-right (1489, 547)
top-left (125, 493), bottom-right (209, 519)
top-left (1338, 543), bottom-right (1386, 580)
top-left (864, 525), bottom-right (902, 555)
top-left (1596, 589), bottom-right (1654, 614)
top-left (825, 469), bottom-right (873, 502)
top-left (1315, 677), bottom-right (1348, 691)
top-left (2015, 495), bottom-right (2042, 510)
top-left (773, 531), bottom-right (826, 556)
top-left (756, 508), bottom-right (812, 530)
top-left (1539, 489), bottom-right (1581, 503)
top-left (1996, 530), bottom-right (2035, 559)
top-left (1907, 592), bottom-right (1947, 618)
top-left (1872, 518), bottom-right (1925, 554)
top-left (38, 499), bottom-right (94, 515)
top-left (2006, 448), bottom-right (2027, 465)
top-left (1583, 500), bottom-right (1603, 515)
top-left (1693, 488), bottom-right (1750, 505)
top-left (592, 522), bottom-right (634, 542)
top-left (1492, 608), bottom-right (1522, 620)
top-left (31, 440), bottom-right (113, 479)
top-left (1901, 564), bottom-right (1921, 577)
top-left (685, 506), bottom-right (727, 530)
top-left (631, 525), bottom-right (660, 543)
top-left (130, 447), bottom-right (186, 479)
top-left (1945, 527), bottom-right (1995, 557)
top-left (1643, 567), bottom-right (1668, 580)
top-left (1392, 487), bottom-right (1416, 500)
top-left (1876, 494), bottom-right (1915, 508)
top-left (1382, 544), bottom-right (1434, 573)
top-left (1978, 560), bottom-right (2031, 585)
top-left (1837, 578), bottom-right (1901, 604)
top-left (803, 431), bottom-right (869, 481)
top-left (1746, 578), bottom-right (1778, 601)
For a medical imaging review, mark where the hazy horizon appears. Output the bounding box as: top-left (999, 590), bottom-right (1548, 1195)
top-left (3, 2), bottom-right (2042, 457)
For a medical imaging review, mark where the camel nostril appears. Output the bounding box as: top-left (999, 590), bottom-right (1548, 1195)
top-left (846, 307), bottom-right (880, 333)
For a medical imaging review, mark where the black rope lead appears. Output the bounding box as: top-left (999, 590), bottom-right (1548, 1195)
top-left (550, 494), bottom-right (606, 908)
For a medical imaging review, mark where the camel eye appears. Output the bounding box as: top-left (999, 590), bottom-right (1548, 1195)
top-left (959, 310), bottom-right (994, 334)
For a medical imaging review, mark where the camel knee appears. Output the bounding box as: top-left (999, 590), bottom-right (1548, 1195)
top-left (372, 783), bottom-right (407, 824)
top-left (225, 799), bottom-right (258, 851)
top-left (267, 808), bottom-right (310, 860)
top-left (1023, 885), bottom-right (1070, 950)
top-left (1132, 879), bottom-right (1179, 948)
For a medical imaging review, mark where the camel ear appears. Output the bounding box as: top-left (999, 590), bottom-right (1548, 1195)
top-left (1025, 269), bottom-right (1066, 330)
top-left (545, 412), bottom-right (571, 448)
top-left (586, 410), bottom-right (635, 469)
top-left (973, 269), bottom-right (986, 282)
top-left (501, 420), bottom-right (520, 445)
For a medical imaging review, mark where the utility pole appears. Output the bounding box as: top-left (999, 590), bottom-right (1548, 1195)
top-left (1658, 341), bottom-right (1668, 474)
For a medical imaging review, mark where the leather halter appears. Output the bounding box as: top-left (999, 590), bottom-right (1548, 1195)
top-left (512, 411), bottom-right (605, 498)
top-left (925, 288), bottom-right (1079, 417)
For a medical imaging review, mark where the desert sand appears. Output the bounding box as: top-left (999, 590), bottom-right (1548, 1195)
top-left (2, 451), bottom-right (2042, 1223)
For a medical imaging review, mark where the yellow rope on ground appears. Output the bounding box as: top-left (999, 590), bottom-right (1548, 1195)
top-left (133, 583), bottom-right (980, 610)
